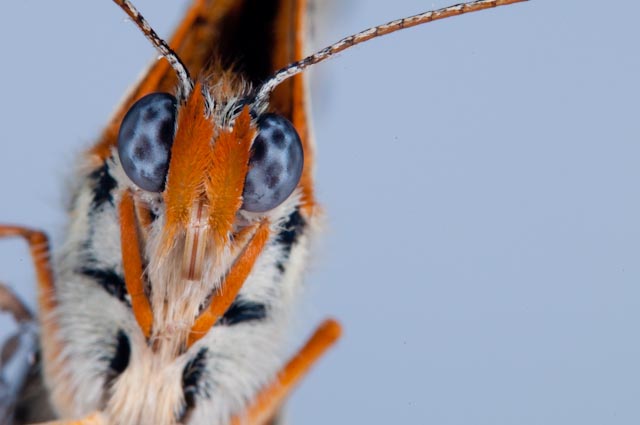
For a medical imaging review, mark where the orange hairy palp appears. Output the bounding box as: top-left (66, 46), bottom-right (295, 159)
top-left (162, 84), bottom-right (255, 252)
top-left (205, 107), bottom-right (255, 246)
top-left (162, 83), bottom-right (215, 247)
top-left (188, 220), bottom-right (271, 347)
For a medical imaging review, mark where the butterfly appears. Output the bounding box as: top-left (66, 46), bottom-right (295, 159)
top-left (0, 1), bottom-right (526, 424)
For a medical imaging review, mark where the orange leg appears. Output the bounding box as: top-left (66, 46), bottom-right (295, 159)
top-left (0, 225), bottom-right (55, 320)
top-left (0, 282), bottom-right (33, 323)
top-left (0, 225), bottom-right (62, 420)
top-left (0, 278), bottom-right (37, 419)
top-left (119, 192), bottom-right (154, 338)
top-left (187, 220), bottom-right (271, 348)
top-left (231, 319), bottom-right (342, 425)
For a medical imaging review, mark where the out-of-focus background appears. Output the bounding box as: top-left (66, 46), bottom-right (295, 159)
top-left (1, 1), bottom-right (639, 423)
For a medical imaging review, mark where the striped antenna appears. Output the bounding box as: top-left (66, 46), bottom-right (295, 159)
top-left (255, 0), bottom-right (527, 105)
top-left (112, 0), bottom-right (194, 99)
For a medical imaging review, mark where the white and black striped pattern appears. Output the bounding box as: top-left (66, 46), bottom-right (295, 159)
top-left (46, 102), bottom-right (315, 423)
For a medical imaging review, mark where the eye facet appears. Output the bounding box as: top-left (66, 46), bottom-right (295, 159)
top-left (118, 93), bottom-right (177, 192)
top-left (242, 114), bottom-right (304, 212)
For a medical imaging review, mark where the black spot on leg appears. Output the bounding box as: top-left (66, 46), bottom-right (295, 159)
top-left (89, 163), bottom-right (117, 207)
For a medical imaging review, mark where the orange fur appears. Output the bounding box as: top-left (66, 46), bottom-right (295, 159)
top-left (270, 0), bottom-right (316, 215)
top-left (269, 0), bottom-right (296, 117)
top-left (89, 0), bottom-right (316, 218)
top-left (17, 0), bottom-right (526, 421)
top-left (291, 0), bottom-right (315, 214)
top-left (119, 191), bottom-right (154, 338)
top-left (75, 0), bottom-right (328, 421)
top-left (89, 0), bottom-right (241, 163)
top-left (0, 228), bottom-right (57, 317)
top-left (187, 220), bottom-right (270, 347)
top-left (133, 198), bottom-right (154, 244)
top-left (205, 107), bottom-right (254, 247)
top-left (162, 88), bottom-right (255, 255)
top-left (162, 83), bottom-right (215, 251)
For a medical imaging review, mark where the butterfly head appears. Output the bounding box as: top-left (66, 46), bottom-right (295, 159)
top-left (117, 78), bottom-right (303, 283)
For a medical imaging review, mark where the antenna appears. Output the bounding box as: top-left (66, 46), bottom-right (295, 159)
top-left (254, 0), bottom-right (527, 105)
top-left (112, 0), bottom-right (194, 99)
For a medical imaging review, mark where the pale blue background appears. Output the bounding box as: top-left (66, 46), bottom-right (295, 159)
top-left (1, 1), bottom-right (639, 424)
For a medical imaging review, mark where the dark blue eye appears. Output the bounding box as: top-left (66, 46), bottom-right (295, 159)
top-left (118, 93), bottom-right (177, 192)
top-left (242, 114), bottom-right (304, 212)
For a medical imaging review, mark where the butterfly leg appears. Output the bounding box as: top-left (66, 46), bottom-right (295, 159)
top-left (0, 226), bottom-right (58, 387)
top-left (230, 319), bottom-right (342, 425)
top-left (0, 226), bottom-right (56, 424)
top-left (187, 219), bottom-right (272, 348)
top-left (119, 192), bottom-right (154, 338)
top-left (0, 282), bottom-right (33, 323)
top-left (0, 283), bottom-right (38, 421)
top-left (118, 191), bottom-right (270, 345)
top-left (0, 226), bottom-right (55, 315)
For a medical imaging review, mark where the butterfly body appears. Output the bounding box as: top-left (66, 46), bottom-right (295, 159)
top-left (48, 128), bottom-right (308, 425)
top-left (44, 45), bottom-right (315, 425)
top-left (22, 0), bottom-right (317, 423)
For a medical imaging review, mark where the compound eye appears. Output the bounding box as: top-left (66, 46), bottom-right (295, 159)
top-left (118, 93), bottom-right (177, 192)
top-left (242, 114), bottom-right (304, 212)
